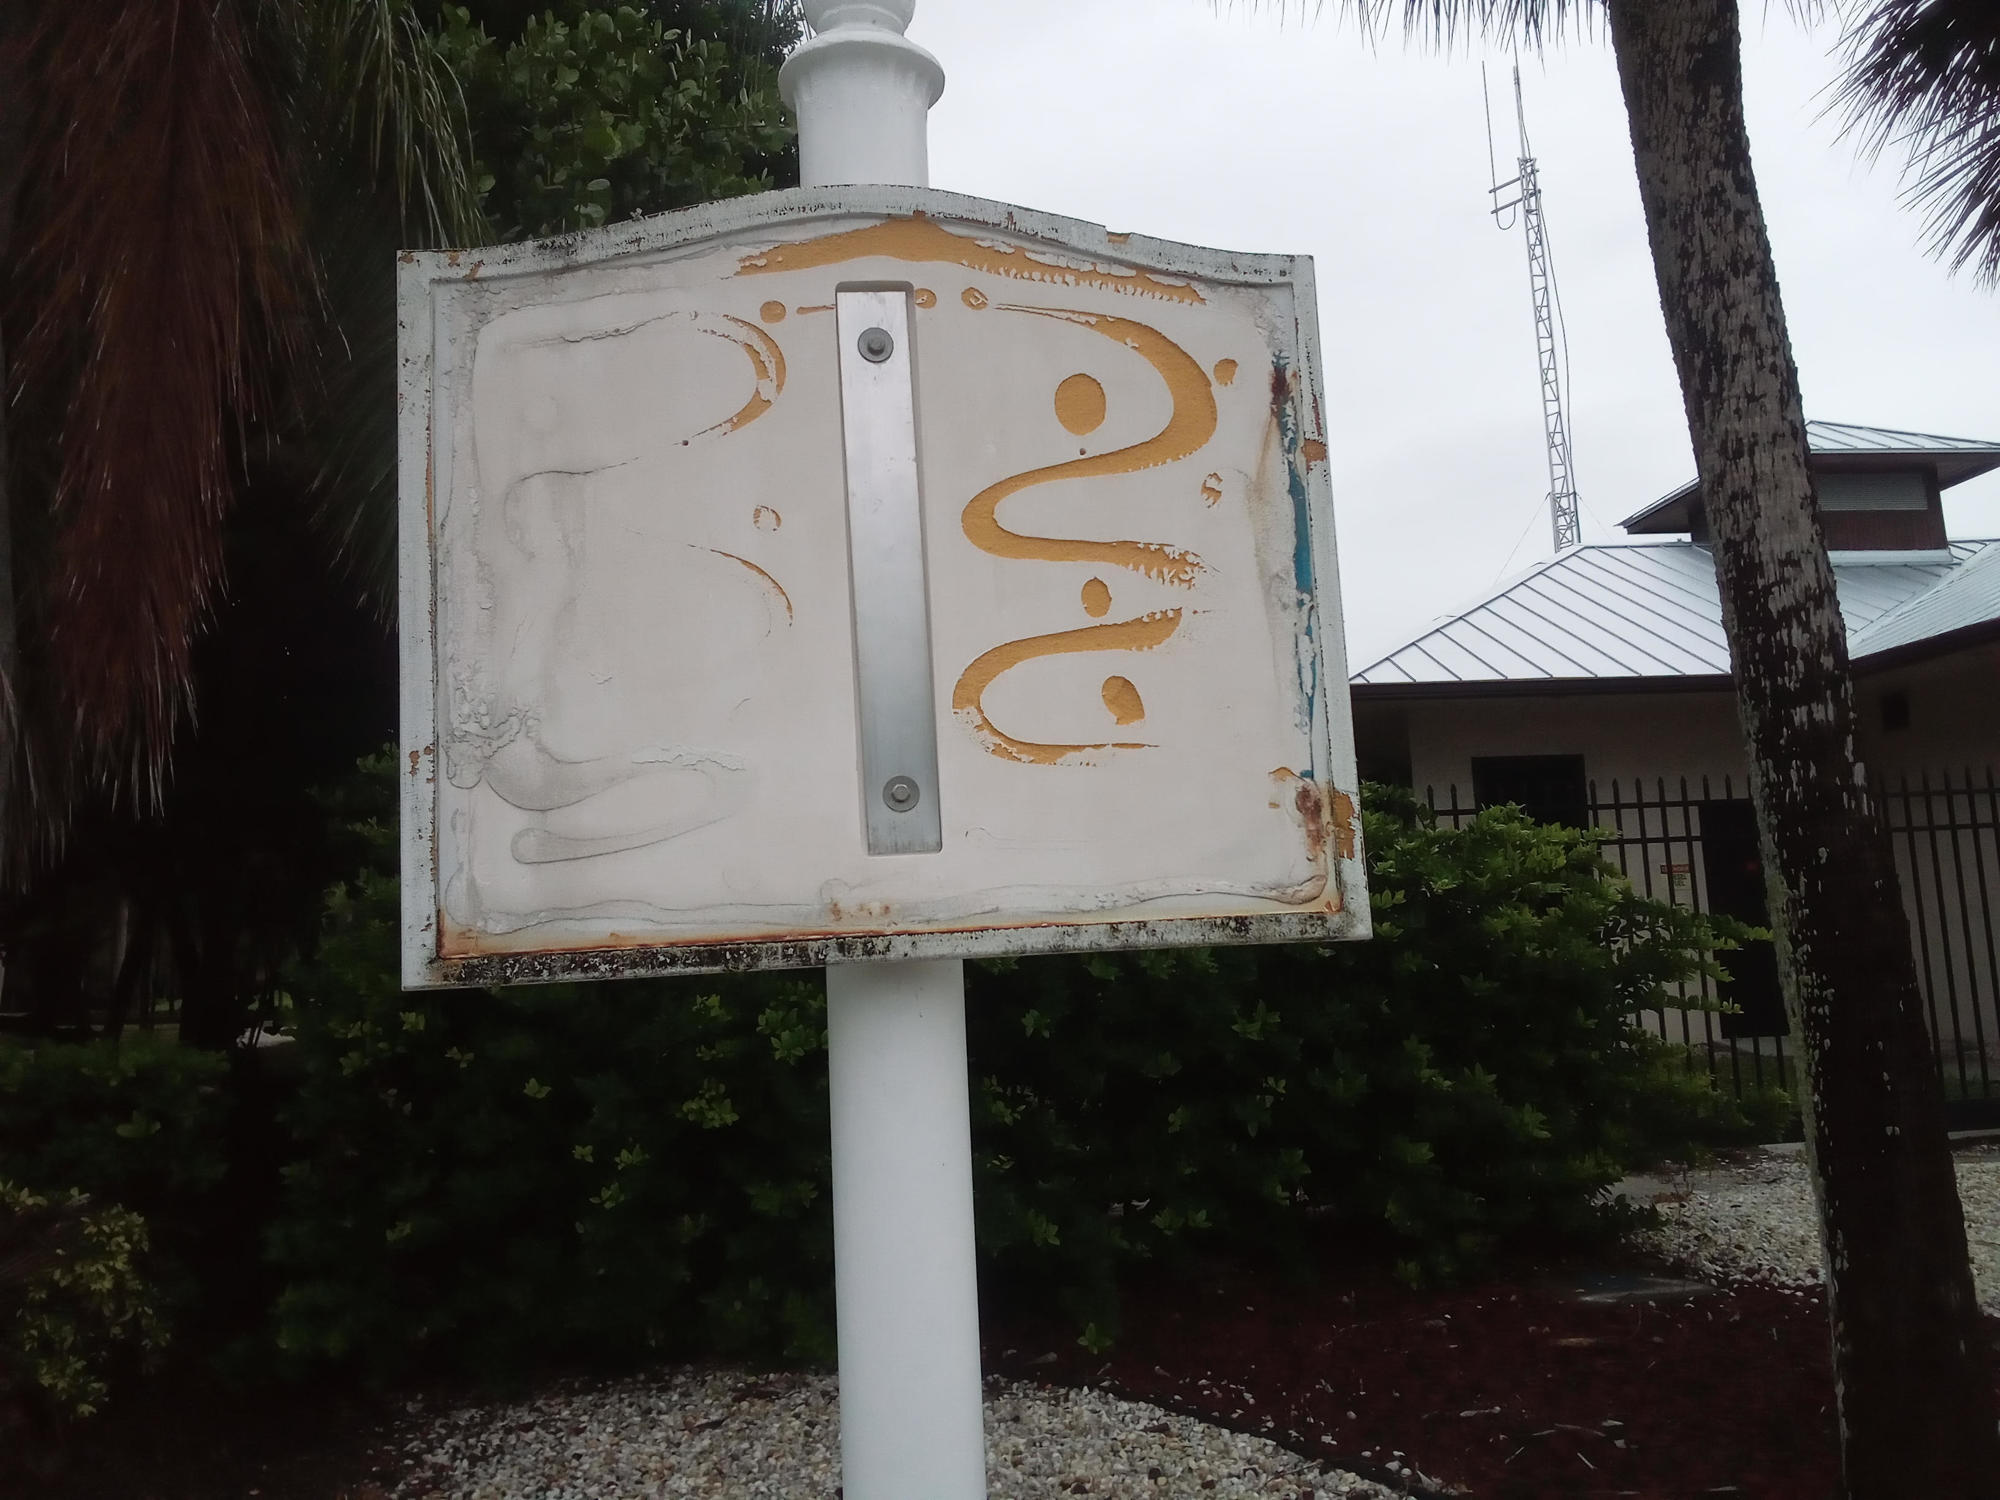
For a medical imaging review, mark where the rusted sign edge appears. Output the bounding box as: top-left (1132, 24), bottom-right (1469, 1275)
top-left (425, 911), bottom-right (1360, 989)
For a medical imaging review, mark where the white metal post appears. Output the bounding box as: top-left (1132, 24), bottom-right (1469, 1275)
top-left (824, 960), bottom-right (986, 1500)
top-left (781, 8), bottom-right (984, 1500)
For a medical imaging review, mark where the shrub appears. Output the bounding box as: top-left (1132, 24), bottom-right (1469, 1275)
top-left (1, 1182), bottom-right (166, 1419)
top-left (269, 761), bottom-right (835, 1375)
top-left (268, 761), bottom-right (1763, 1371)
top-left (0, 1034), bottom-right (229, 1329)
top-left (965, 790), bottom-right (1764, 1308)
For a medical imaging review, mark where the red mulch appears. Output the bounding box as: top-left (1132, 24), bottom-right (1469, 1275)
top-left (988, 1251), bottom-right (2000, 1500)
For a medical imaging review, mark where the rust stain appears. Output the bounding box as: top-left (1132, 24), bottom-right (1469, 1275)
top-left (408, 749), bottom-right (422, 776)
top-left (464, 260), bottom-right (484, 280)
top-left (795, 303), bottom-right (834, 315)
top-left (1200, 472), bottom-right (1223, 506)
top-left (1302, 438), bottom-right (1327, 464)
top-left (1100, 675), bottom-right (1145, 725)
top-left (1330, 789), bottom-right (1358, 861)
top-left (446, 250), bottom-right (462, 266)
top-left (399, 250), bottom-right (417, 264)
top-left (1054, 372), bottom-right (1106, 436)
top-left (753, 505), bottom-right (782, 531)
top-left (960, 305), bottom-right (1215, 587)
top-left (759, 299), bottom-right (787, 323)
top-left (1269, 360), bottom-right (1295, 417)
top-left (734, 213), bottom-right (1205, 304)
top-left (707, 549), bottom-right (793, 622)
top-left (438, 903), bottom-right (1355, 971)
top-left (1081, 577), bottom-right (1112, 618)
top-left (953, 609), bottom-right (1182, 764)
top-left (913, 288), bottom-right (937, 308)
top-left (1213, 358), bottom-right (1238, 387)
top-left (1270, 768), bottom-right (1333, 867)
top-left (1106, 231), bottom-right (1132, 244)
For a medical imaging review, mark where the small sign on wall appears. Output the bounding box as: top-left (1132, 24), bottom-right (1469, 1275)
top-left (398, 186), bottom-right (1368, 987)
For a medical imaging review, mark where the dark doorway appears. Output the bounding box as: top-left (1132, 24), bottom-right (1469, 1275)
top-left (1471, 754), bottom-right (1589, 829)
top-left (1698, 799), bottom-right (1787, 1037)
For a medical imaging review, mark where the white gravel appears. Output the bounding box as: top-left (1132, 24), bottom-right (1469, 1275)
top-left (1629, 1142), bottom-right (2000, 1311)
top-left (391, 1368), bottom-right (1402, 1499)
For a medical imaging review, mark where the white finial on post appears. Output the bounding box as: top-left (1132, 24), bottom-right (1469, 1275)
top-left (781, 0), bottom-right (945, 189)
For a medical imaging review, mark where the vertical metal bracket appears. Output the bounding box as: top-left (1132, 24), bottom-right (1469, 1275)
top-left (836, 287), bottom-right (943, 855)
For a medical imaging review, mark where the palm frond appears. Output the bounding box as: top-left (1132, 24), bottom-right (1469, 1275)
top-left (1836, 0), bottom-right (2000, 285)
top-left (290, 0), bottom-right (488, 248)
top-left (11, 0), bottom-right (309, 794)
top-left (1217, 1), bottom-right (1597, 50)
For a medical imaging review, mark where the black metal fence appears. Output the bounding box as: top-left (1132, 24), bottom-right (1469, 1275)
top-left (1425, 768), bottom-right (2000, 1126)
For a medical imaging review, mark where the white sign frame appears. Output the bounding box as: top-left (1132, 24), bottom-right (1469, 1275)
top-left (398, 184), bottom-right (1368, 989)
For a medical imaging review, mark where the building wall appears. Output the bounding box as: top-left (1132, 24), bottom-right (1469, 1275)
top-left (1358, 658), bottom-right (2000, 1091)
top-left (1399, 689), bottom-right (1750, 805)
top-left (1856, 646), bottom-right (2000, 781)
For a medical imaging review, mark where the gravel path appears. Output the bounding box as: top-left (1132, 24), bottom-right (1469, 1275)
top-left (391, 1368), bottom-right (1401, 1499)
top-left (1630, 1143), bottom-right (2000, 1311)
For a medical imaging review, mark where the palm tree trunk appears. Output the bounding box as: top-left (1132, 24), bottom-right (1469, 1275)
top-left (0, 8), bottom-right (21, 882)
top-left (1604, 1), bottom-right (1997, 1493)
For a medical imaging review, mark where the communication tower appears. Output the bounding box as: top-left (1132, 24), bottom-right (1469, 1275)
top-left (1487, 64), bottom-right (1581, 553)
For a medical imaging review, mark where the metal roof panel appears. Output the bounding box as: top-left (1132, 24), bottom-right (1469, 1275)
top-left (1350, 540), bottom-right (1999, 687)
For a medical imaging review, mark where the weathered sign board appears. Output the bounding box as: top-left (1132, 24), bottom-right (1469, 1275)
top-left (399, 186), bottom-right (1367, 987)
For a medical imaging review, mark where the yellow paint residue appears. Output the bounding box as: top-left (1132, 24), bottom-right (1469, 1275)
top-left (1100, 675), bottom-right (1145, 725)
top-left (753, 506), bottom-right (782, 531)
top-left (707, 549), bottom-right (793, 623)
top-left (1201, 472), bottom-right (1223, 506)
top-left (1302, 438), bottom-right (1328, 464)
top-left (693, 315), bottom-right (786, 438)
top-left (1081, 577), bottom-right (1111, 618)
top-left (1054, 373), bottom-right (1106, 436)
top-left (960, 304), bottom-right (1216, 587)
top-left (962, 287), bottom-right (988, 310)
top-left (914, 288), bottom-right (937, 308)
top-left (795, 303), bottom-right (833, 315)
top-left (1213, 358), bottom-right (1238, 386)
top-left (1331, 789), bottom-right (1358, 861)
top-left (953, 610), bottom-right (1182, 764)
top-left (735, 214), bottom-right (1206, 304)
top-left (759, 300), bottom-right (787, 323)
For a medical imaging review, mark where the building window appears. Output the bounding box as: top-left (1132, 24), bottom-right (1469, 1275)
top-left (1471, 754), bottom-right (1588, 829)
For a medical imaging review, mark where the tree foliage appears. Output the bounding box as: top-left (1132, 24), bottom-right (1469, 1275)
top-left (1838, 0), bottom-right (2000, 284)
top-left (440, 1), bottom-right (795, 239)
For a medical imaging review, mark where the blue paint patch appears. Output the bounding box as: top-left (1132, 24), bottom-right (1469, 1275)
top-left (1272, 357), bottom-right (1318, 736)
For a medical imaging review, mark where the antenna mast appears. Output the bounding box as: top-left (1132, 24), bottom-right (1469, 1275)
top-left (1486, 64), bottom-right (1580, 553)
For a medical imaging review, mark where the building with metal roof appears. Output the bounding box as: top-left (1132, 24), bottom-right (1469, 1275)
top-left (1348, 423), bottom-right (2000, 1111)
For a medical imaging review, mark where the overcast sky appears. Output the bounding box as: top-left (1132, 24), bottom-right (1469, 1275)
top-left (900, 1), bottom-right (2000, 669)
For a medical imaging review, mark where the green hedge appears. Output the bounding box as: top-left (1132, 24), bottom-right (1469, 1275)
top-left (259, 764), bottom-right (1773, 1376)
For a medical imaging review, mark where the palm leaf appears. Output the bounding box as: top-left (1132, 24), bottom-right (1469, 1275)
top-left (10, 0), bottom-right (309, 797)
top-left (286, 0), bottom-right (489, 248)
top-left (1836, 0), bottom-right (2000, 285)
